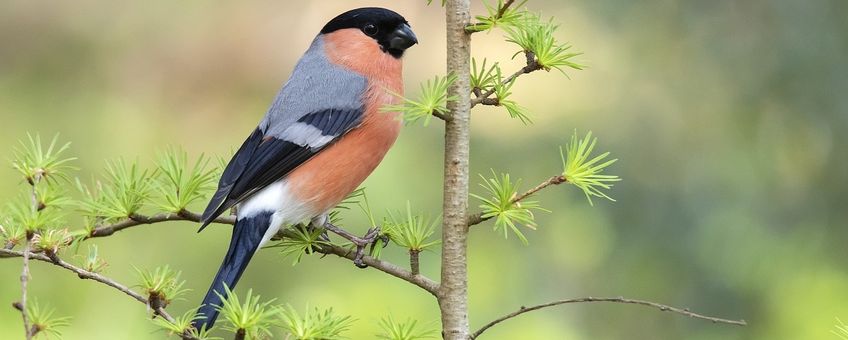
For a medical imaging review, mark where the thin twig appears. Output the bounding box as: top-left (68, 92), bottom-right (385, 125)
top-left (0, 248), bottom-right (199, 339)
top-left (86, 210), bottom-right (440, 296)
top-left (409, 249), bottom-right (421, 276)
top-left (19, 173), bottom-right (42, 340)
top-left (470, 296), bottom-right (747, 339)
top-left (470, 52), bottom-right (540, 107)
top-left (19, 234), bottom-right (32, 340)
top-left (304, 237), bottom-right (440, 297)
top-left (6, 249), bottom-right (148, 307)
top-left (433, 111), bottom-right (450, 121)
top-left (87, 210), bottom-right (235, 238)
top-left (467, 175), bottom-right (565, 227)
top-left (495, 0), bottom-right (517, 20)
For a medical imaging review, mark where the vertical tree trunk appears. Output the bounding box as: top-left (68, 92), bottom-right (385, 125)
top-left (440, 1), bottom-right (472, 339)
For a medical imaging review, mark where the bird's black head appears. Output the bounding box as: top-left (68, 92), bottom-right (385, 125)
top-left (321, 7), bottom-right (418, 58)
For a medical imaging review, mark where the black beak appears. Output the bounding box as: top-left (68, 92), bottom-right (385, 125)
top-left (389, 23), bottom-right (418, 51)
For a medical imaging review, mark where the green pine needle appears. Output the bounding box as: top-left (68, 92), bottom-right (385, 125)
top-left (492, 67), bottom-right (532, 124)
top-left (215, 287), bottom-right (278, 340)
top-left (425, 0), bottom-right (446, 7)
top-left (273, 224), bottom-right (331, 265)
top-left (36, 185), bottom-right (73, 211)
top-left (376, 315), bottom-right (438, 340)
top-left (77, 159), bottom-right (155, 222)
top-left (153, 147), bottom-right (217, 212)
top-left (560, 131), bottom-right (621, 205)
top-left (471, 58), bottom-right (500, 92)
top-left (329, 188), bottom-right (366, 225)
top-left (467, 0), bottom-right (529, 33)
top-left (31, 228), bottom-right (72, 255)
top-left (135, 265), bottom-right (189, 308)
top-left (835, 318), bottom-right (848, 340)
top-left (5, 193), bottom-right (66, 232)
top-left (503, 13), bottom-right (585, 74)
top-left (383, 202), bottom-right (440, 252)
top-left (382, 74), bottom-right (458, 126)
top-left (470, 170), bottom-right (549, 245)
top-left (27, 300), bottom-right (71, 339)
top-left (12, 133), bottom-right (77, 184)
top-left (0, 221), bottom-right (25, 247)
top-left (152, 308), bottom-right (220, 340)
top-left (81, 244), bottom-right (108, 273)
top-left (278, 304), bottom-right (354, 340)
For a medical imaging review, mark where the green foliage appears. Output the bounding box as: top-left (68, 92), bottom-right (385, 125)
top-left (216, 287), bottom-right (278, 340)
top-left (835, 318), bottom-right (848, 340)
top-left (383, 74), bottom-right (458, 126)
top-left (503, 13), bottom-right (584, 73)
top-left (376, 315), bottom-right (437, 340)
top-left (491, 67), bottom-right (531, 124)
top-left (77, 159), bottom-right (154, 222)
top-left (12, 133), bottom-right (76, 184)
top-left (0, 222), bottom-right (25, 246)
top-left (329, 188), bottom-right (366, 225)
top-left (383, 202), bottom-right (440, 251)
top-left (5, 194), bottom-right (65, 232)
top-left (278, 305), bottom-right (354, 340)
top-left (153, 148), bottom-right (217, 213)
top-left (274, 224), bottom-right (330, 266)
top-left (31, 228), bottom-right (72, 254)
top-left (36, 185), bottom-right (73, 211)
top-left (152, 308), bottom-right (220, 340)
top-left (560, 131), bottom-right (620, 205)
top-left (136, 265), bottom-right (189, 307)
top-left (27, 300), bottom-right (71, 339)
top-left (467, 0), bottom-right (529, 33)
top-left (471, 58), bottom-right (499, 91)
top-left (471, 61), bottom-right (531, 124)
top-left (80, 245), bottom-right (107, 273)
top-left (471, 170), bottom-right (548, 245)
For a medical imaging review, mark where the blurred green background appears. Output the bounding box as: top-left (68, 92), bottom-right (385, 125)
top-left (1, 0), bottom-right (847, 339)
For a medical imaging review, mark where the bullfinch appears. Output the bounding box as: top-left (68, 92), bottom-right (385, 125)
top-left (193, 7), bottom-right (417, 329)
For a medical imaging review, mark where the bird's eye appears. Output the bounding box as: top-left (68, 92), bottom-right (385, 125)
top-left (363, 23), bottom-right (378, 36)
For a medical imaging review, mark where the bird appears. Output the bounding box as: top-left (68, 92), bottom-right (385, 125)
top-left (192, 7), bottom-right (417, 329)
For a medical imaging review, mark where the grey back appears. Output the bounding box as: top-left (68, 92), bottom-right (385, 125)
top-left (260, 36), bottom-right (368, 139)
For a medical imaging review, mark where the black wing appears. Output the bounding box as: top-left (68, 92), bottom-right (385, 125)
top-left (199, 107), bottom-right (362, 231)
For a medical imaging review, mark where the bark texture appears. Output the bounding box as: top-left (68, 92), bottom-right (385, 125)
top-left (440, 1), bottom-right (472, 339)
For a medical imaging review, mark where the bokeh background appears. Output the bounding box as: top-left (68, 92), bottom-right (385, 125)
top-left (1, 0), bottom-right (847, 339)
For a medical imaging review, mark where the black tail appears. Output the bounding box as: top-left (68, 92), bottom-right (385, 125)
top-left (193, 211), bottom-right (273, 330)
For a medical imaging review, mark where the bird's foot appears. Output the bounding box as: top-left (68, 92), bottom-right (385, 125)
top-left (322, 222), bottom-right (388, 268)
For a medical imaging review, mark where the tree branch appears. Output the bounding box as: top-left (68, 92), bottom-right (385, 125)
top-left (18, 174), bottom-right (43, 340)
top-left (18, 234), bottom-right (32, 340)
top-left (467, 175), bottom-right (565, 227)
top-left (433, 111), bottom-right (450, 122)
top-left (409, 249), bottom-right (421, 276)
top-left (87, 210), bottom-right (235, 238)
top-left (495, 0), bottom-right (516, 20)
top-left (83, 210), bottom-right (440, 296)
top-left (304, 239), bottom-right (440, 297)
top-left (471, 296), bottom-right (747, 339)
top-left (470, 52), bottom-right (541, 107)
top-left (0, 248), bottom-right (201, 339)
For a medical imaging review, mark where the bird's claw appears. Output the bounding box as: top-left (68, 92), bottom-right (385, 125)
top-left (322, 222), bottom-right (385, 269)
top-left (352, 227), bottom-right (384, 268)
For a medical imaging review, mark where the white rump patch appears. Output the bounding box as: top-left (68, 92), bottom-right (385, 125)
top-left (237, 180), bottom-right (317, 247)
